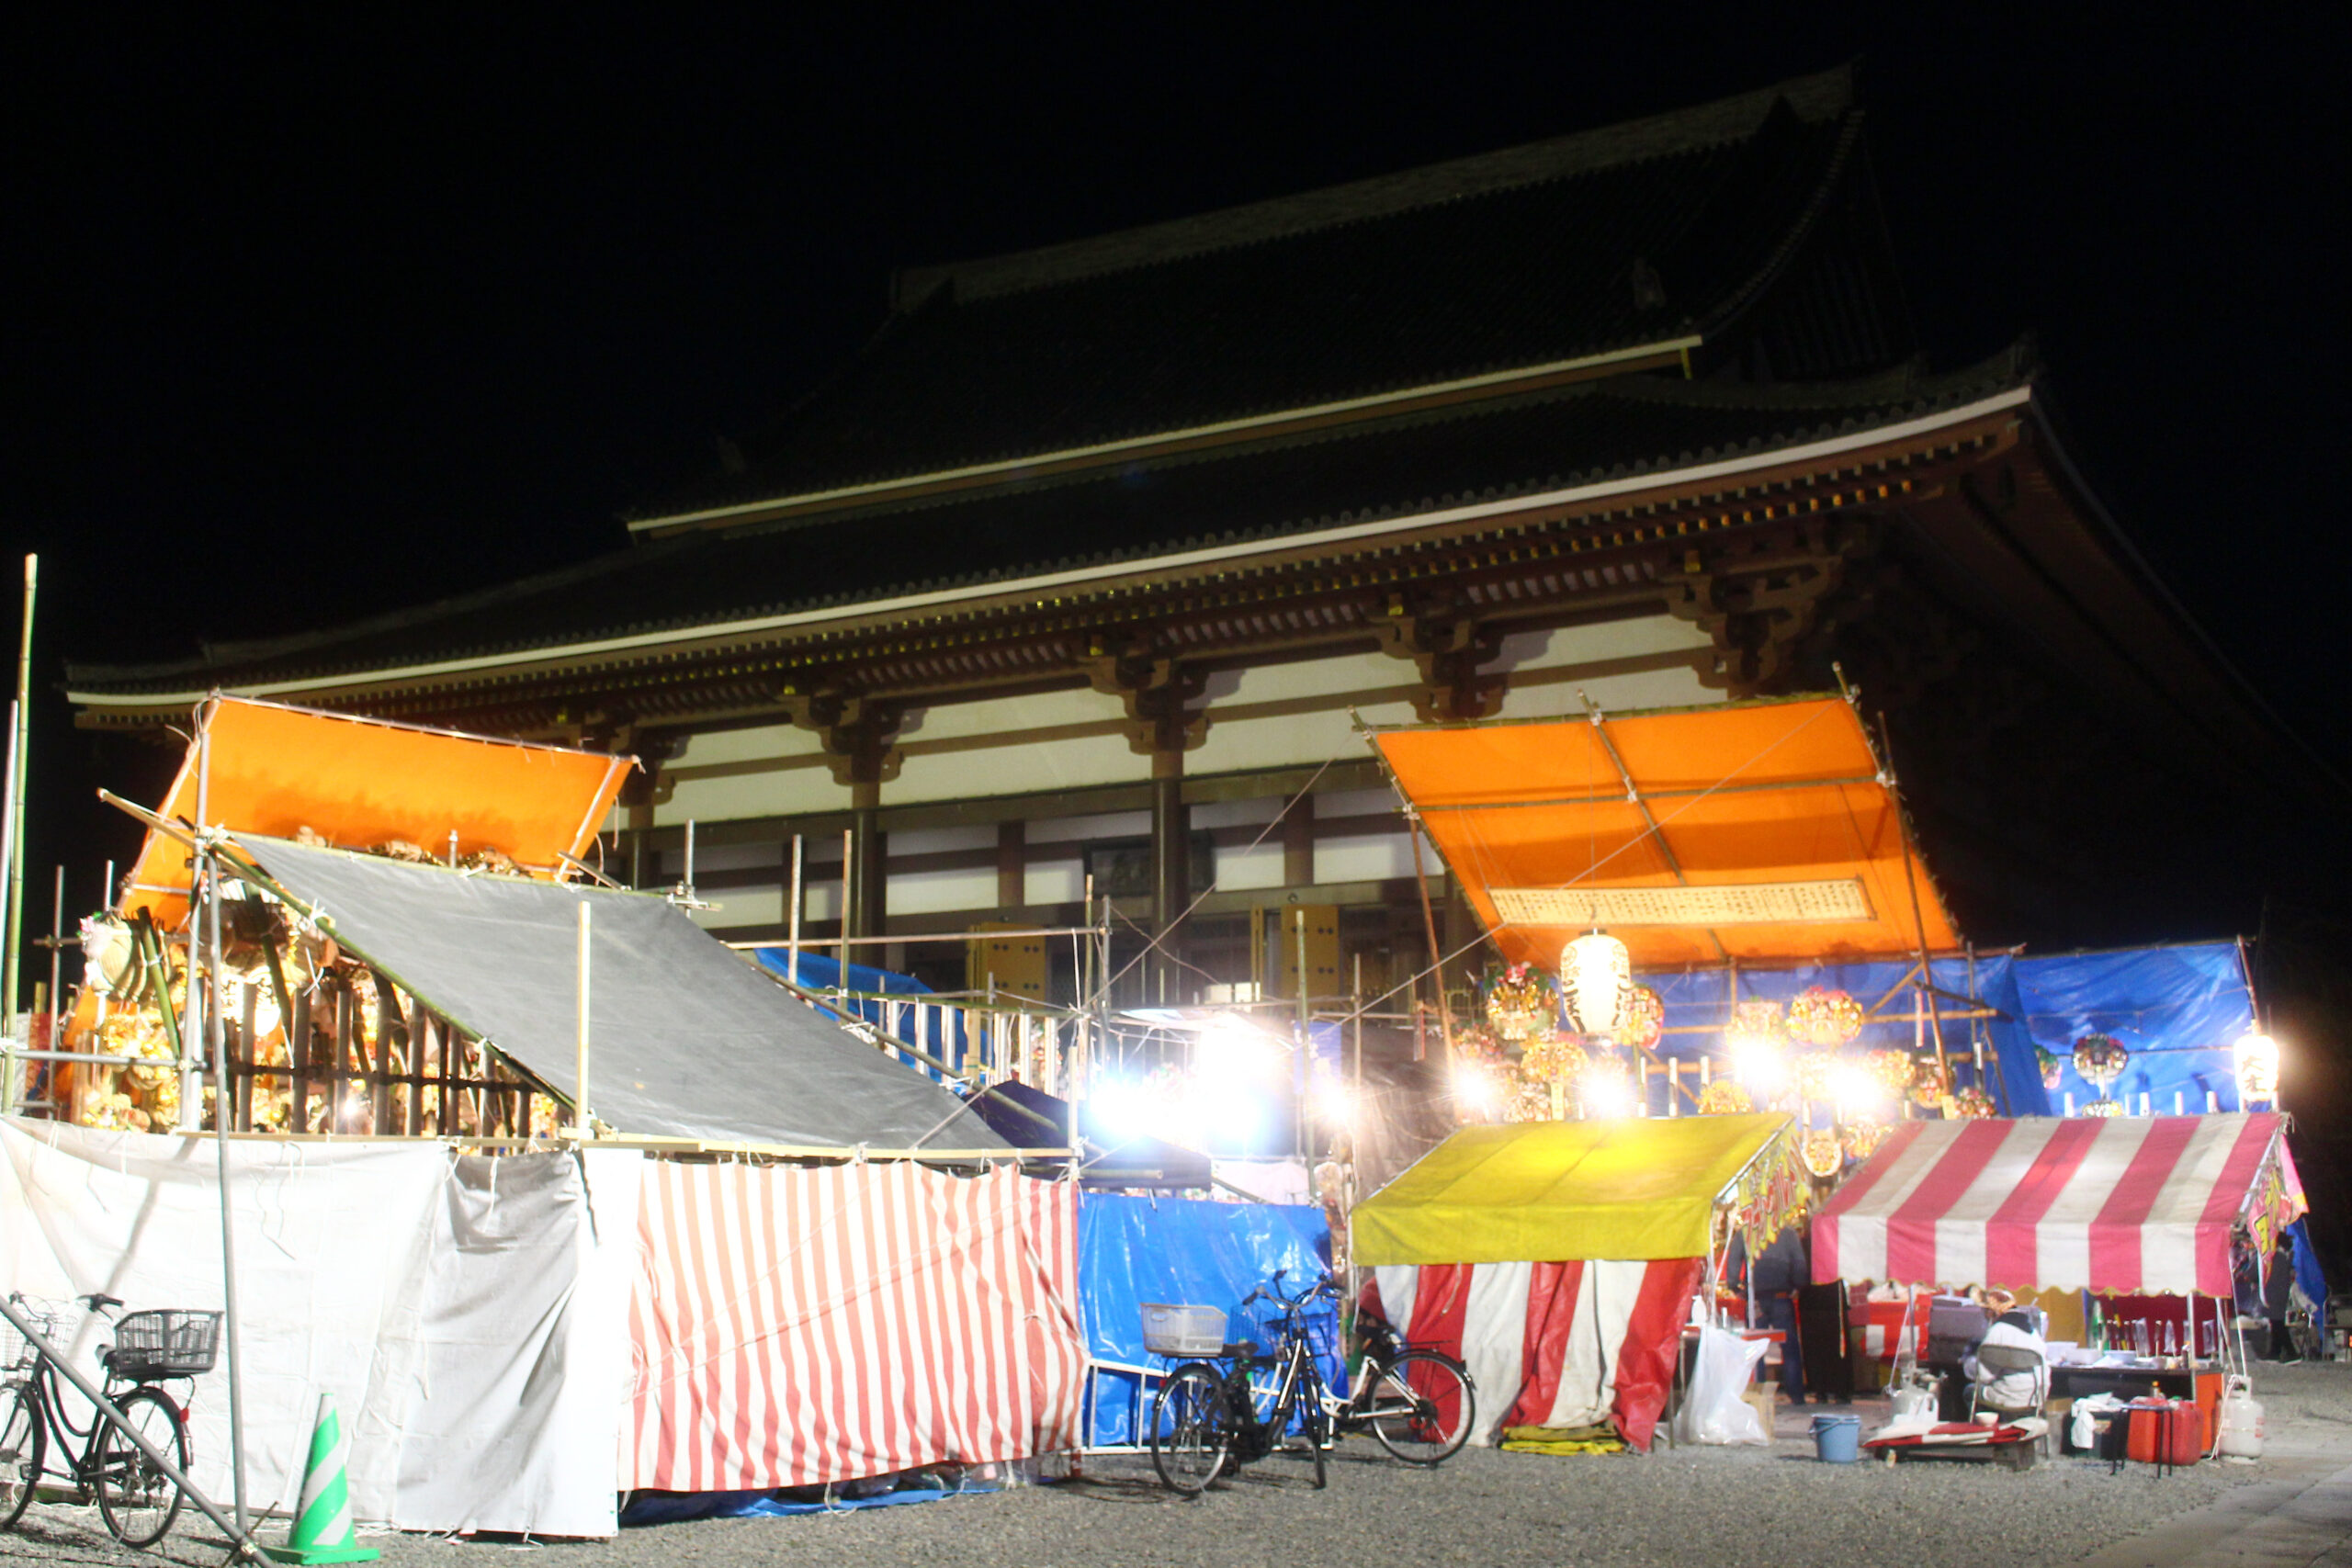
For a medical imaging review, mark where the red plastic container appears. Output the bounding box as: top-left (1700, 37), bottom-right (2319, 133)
top-left (2127, 1397), bottom-right (2201, 1467)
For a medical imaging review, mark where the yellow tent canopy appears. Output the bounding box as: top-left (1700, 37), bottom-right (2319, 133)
top-left (1371, 694), bottom-right (1961, 968)
top-left (1353, 1113), bottom-right (1799, 1266)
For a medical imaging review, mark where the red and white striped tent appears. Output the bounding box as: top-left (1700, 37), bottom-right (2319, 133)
top-left (1813, 1113), bottom-right (2304, 1295)
top-left (623, 1159), bottom-right (1085, 1493)
top-left (1353, 1114), bottom-right (1804, 1451)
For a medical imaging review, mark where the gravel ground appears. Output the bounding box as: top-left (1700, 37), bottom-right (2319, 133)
top-left (12, 1364), bottom-right (2347, 1568)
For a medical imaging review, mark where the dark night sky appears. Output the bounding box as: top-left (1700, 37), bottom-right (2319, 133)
top-left (4, 6), bottom-right (2348, 891)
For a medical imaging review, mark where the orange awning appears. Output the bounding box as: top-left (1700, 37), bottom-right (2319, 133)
top-left (1373, 695), bottom-right (1961, 968)
top-left (120, 698), bottom-right (635, 926)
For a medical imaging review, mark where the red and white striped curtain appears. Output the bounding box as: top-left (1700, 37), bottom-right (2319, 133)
top-left (1366, 1257), bottom-right (1702, 1452)
top-left (623, 1160), bottom-right (1084, 1493)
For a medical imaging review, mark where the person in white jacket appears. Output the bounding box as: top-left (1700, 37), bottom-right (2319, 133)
top-left (1962, 1299), bottom-right (2049, 1414)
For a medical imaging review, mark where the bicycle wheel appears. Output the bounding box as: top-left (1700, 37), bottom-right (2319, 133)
top-left (1149, 1363), bottom-right (1231, 1497)
top-left (94, 1388), bottom-right (186, 1547)
top-left (1296, 1367), bottom-right (1329, 1490)
top-left (0, 1382), bottom-right (44, 1530)
top-left (1363, 1349), bottom-right (1476, 1465)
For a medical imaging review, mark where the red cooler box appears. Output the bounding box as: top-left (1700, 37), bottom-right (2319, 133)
top-left (2126, 1398), bottom-right (2201, 1467)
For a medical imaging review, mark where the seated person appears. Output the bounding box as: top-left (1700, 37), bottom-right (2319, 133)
top-left (1962, 1290), bottom-right (2049, 1415)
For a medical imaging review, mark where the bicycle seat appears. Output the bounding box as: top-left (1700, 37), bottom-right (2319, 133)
top-left (1221, 1340), bottom-right (1260, 1359)
top-left (79, 1292), bottom-right (123, 1312)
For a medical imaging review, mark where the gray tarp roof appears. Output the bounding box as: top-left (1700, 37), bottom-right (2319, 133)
top-left (233, 834), bottom-right (1007, 1150)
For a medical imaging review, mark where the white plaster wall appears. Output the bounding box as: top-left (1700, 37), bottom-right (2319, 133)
top-left (1215, 841), bottom-right (1286, 892)
top-left (1024, 861), bottom-right (1083, 906)
top-left (892, 733), bottom-right (1144, 802)
top-left (694, 887), bottom-right (782, 931)
top-left (1317, 831), bottom-right (1419, 886)
top-left (887, 866), bottom-right (1001, 917)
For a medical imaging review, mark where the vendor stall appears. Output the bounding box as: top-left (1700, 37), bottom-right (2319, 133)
top-left (1815, 1111), bottom-right (2305, 1448)
top-left (1351, 1111), bottom-right (1806, 1451)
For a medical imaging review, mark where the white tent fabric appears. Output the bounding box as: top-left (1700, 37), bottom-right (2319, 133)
top-left (0, 1119), bottom-right (641, 1536)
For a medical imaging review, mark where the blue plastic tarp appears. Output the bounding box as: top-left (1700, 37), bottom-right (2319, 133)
top-left (1645, 953), bottom-right (2048, 1119)
top-left (1635, 942), bottom-right (2257, 1124)
top-left (2012, 942), bottom-right (2255, 1115)
top-left (1079, 1193), bottom-right (1338, 1447)
top-left (751, 949), bottom-right (973, 1082)
top-left (2290, 1217), bottom-right (2329, 1314)
top-left (621, 1483), bottom-right (990, 1525)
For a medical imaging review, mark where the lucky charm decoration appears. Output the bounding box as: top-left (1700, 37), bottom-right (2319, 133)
top-left (1786, 986), bottom-right (1864, 1048)
top-left (1801, 1129), bottom-right (1845, 1178)
top-left (1608, 983), bottom-right (1665, 1052)
top-left (1484, 963), bottom-right (1554, 1042)
top-left (1696, 1078), bottom-right (1753, 1115)
top-left (2072, 1033), bottom-right (2129, 1097)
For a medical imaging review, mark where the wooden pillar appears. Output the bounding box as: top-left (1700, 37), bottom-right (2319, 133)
top-left (849, 782), bottom-right (887, 941)
top-left (997, 819), bottom-right (1025, 912)
top-left (1441, 869), bottom-right (1482, 1006)
top-left (1150, 750), bottom-right (1188, 1005)
top-left (1282, 789), bottom-right (1316, 890)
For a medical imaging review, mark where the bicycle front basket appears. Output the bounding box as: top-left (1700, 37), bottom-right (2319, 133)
top-left (108, 1309), bottom-right (221, 1379)
top-left (1141, 1303), bottom-right (1227, 1357)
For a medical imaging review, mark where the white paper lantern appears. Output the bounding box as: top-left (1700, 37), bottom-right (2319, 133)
top-left (2234, 1032), bottom-right (2279, 1104)
top-left (1559, 932), bottom-right (1634, 1038)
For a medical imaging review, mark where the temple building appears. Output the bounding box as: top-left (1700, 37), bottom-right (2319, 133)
top-left (64, 66), bottom-right (2325, 1008)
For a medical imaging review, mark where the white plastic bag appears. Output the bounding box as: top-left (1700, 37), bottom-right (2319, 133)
top-left (1675, 1325), bottom-right (1770, 1445)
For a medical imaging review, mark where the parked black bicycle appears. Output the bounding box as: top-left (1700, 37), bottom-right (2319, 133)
top-left (1147, 1270), bottom-right (1340, 1496)
top-left (1335, 1303), bottom-right (1476, 1465)
top-left (0, 1292), bottom-right (220, 1547)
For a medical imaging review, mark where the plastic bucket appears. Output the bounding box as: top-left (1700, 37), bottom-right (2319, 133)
top-left (1812, 1414), bottom-right (1861, 1463)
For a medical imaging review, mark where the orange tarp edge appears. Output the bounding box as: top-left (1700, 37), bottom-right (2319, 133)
top-left (122, 698), bottom-right (634, 925)
top-left (1374, 696), bottom-right (1961, 967)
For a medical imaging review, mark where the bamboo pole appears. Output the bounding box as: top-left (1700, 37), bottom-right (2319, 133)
top-left (205, 840), bottom-right (250, 1535)
top-left (574, 899), bottom-right (593, 1132)
top-left (3, 556), bottom-right (33, 1041)
top-left (1404, 807), bottom-right (1454, 1067)
top-left (0, 702), bottom-right (14, 1114)
top-left (787, 834), bottom-right (803, 986)
top-left (1294, 907), bottom-right (1310, 1159)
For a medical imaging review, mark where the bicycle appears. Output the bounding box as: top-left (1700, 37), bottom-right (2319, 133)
top-left (0, 1291), bottom-right (221, 1547)
top-left (1331, 1303), bottom-right (1476, 1465)
top-left (1147, 1270), bottom-right (1339, 1497)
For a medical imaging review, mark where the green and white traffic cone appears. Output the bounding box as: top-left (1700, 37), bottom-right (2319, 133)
top-left (262, 1394), bottom-right (379, 1564)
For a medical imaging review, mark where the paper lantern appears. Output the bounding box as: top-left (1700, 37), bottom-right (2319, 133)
top-left (2072, 1033), bottom-right (2129, 1093)
top-left (2234, 1032), bottom-right (2279, 1103)
top-left (1560, 933), bottom-right (1634, 1038)
top-left (1608, 984), bottom-right (1665, 1052)
top-left (1787, 987), bottom-right (1864, 1048)
top-left (1484, 963), bottom-right (1553, 1042)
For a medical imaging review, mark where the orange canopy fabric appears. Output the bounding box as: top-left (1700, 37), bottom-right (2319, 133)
top-left (121, 698), bottom-right (634, 925)
top-left (1374, 696), bottom-right (1961, 967)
